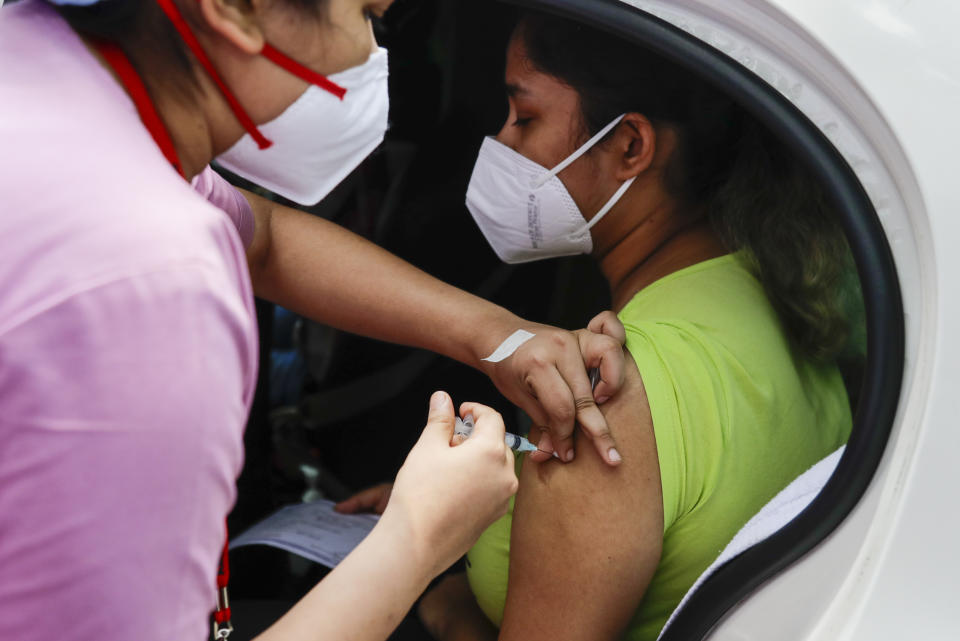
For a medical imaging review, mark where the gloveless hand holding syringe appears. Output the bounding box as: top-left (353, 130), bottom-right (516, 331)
top-left (454, 368), bottom-right (600, 457)
top-left (454, 414), bottom-right (550, 455)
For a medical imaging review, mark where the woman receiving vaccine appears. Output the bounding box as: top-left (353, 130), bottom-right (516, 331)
top-left (0, 1), bottom-right (629, 641)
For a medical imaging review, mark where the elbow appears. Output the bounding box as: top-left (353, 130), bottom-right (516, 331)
top-left (246, 208), bottom-right (275, 292)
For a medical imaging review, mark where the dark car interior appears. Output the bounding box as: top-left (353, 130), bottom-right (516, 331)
top-left (221, 0), bottom-right (903, 639)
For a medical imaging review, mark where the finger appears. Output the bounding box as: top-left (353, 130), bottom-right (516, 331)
top-left (564, 383), bottom-right (621, 466)
top-left (594, 345), bottom-right (626, 405)
top-left (552, 347), bottom-right (622, 467)
top-left (513, 396), bottom-right (551, 435)
top-left (527, 450), bottom-right (552, 463)
top-left (520, 427), bottom-right (551, 463)
top-left (527, 448), bottom-right (553, 463)
top-left (593, 374), bottom-right (620, 405)
top-left (587, 310), bottom-right (626, 344)
top-left (535, 428), bottom-right (554, 455)
top-left (339, 485), bottom-right (383, 512)
top-left (375, 486), bottom-right (392, 514)
top-left (424, 390), bottom-right (456, 440)
top-left (496, 334), bottom-right (559, 433)
top-left (578, 332), bottom-right (626, 405)
top-left (550, 338), bottom-right (607, 459)
top-left (458, 402), bottom-right (507, 444)
top-left (334, 497), bottom-right (359, 513)
top-left (583, 418), bottom-right (622, 467)
top-left (526, 366), bottom-right (577, 462)
top-left (335, 484), bottom-right (392, 514)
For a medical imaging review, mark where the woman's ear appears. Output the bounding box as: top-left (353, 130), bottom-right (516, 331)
top-left (615, 113), bottom-right (657, 181)
top-left (196, 0), bottom-right (265, 55)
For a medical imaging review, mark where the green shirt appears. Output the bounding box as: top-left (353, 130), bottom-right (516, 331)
top-left (465, 254), bottom-right (852, 640)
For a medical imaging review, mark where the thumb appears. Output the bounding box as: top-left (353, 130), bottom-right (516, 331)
top-left (425, 390), bottom-right (456, 440)
top-left (334, 497), bottom-right (360, 513)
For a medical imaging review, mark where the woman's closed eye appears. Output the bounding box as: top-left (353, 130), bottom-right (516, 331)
top-left (512, 117), bottom-right (533, 127)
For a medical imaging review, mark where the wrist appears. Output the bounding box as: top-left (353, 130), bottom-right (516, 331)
top-left (467, 308), bottom-right (530, 371)
top-left (376, 505), bottom-right (440, 589)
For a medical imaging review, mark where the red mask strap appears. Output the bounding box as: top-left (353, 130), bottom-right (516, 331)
top-left (155, 0), bottom-right (273, 149)
top-left (262, 44), bottom-right (347, 101)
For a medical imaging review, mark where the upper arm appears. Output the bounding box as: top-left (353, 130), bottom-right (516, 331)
top-left (190, 167), bottom-right (257, 250)
top-left (236, 187), bottom-right (275, 277)
top-left (498, 353), bottom-right (663, 641)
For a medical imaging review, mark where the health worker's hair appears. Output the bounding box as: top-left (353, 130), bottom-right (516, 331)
top-left (517, 11), bottom-right (857, 362)
top-left (51, 0), bottom-right (329, 103)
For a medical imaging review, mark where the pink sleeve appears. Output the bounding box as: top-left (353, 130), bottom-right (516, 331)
top-left (191, 166), bottom-right (256, 249)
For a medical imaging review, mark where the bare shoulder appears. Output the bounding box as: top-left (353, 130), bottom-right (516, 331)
top-left (499, 351), bottom-right (663, 641)
top-left (527, 353), bottom-right (659, 500)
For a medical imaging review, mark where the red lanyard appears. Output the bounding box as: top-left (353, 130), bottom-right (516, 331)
top-left (215, 536), bottom-right (232, 639)
top-left (93, 40), bottom-right (184, 178)
top-left (90, 38), bottom-right (233, 639)
top-left (90, 8), bottom-right (348, 635)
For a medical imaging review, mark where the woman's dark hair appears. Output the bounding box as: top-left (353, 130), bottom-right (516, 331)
top-left (517, 11), bottom-right (859, 362)
top-left (53, 0), bottom-right (197, 101)
top-left (52, 0), bottom-right (328, 103)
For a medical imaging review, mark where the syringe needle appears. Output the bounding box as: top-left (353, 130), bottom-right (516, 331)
top-left (457, 415), bottom-right (560, 457)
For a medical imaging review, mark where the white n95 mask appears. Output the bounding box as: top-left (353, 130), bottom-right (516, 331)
top-left (217, 47), bottom-right (390, 207)
top-left (465, 114), bottom-right (636, 264)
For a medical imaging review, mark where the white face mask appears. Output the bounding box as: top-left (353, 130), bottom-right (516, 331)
top-left (466, 114), bottom-right (636, 264)
top-left (217, 47), bottom-right (390, 207)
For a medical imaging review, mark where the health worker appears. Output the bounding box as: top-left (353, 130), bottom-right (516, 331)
top-left (0, 1), bottom-right (629, 641)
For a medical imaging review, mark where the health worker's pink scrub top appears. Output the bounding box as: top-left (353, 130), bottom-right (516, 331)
top-left (0, 3), bottom-right (260, 640)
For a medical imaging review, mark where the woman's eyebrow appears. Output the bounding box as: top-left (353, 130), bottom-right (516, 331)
top-left (505, 82), bottom-right (531, 98)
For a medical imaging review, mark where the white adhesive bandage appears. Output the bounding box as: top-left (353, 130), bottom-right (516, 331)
top-left (482, 329), bottom-right (536, 363)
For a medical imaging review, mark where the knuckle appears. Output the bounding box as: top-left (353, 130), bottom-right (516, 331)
top-left (548, 331), bottom-right (571, 349)
top-left (523, 374), bottom-right (539, 395)
top-left (527, 349), bottom-right (551, 369)
top-left (588, 423), bottom-right (613, 438)
top-left (551, 404), bottom-right (575, 424)
top-left (594, 334), bottom-right (619, 352)
top-left (487, 441), bottom-right (507, 459)
top-left (574, 396), bottom-right (597, 412)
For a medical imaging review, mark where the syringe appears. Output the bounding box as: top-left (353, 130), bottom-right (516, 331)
top-left (454, 414), bottom-right (545, 455)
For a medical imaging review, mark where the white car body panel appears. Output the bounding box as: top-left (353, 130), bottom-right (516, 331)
top-left (614, 1), bottom-right (957, 638)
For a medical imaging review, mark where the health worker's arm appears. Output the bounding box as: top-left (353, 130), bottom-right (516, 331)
top-left (255, 394), bottom-right (518, 641)
top-left (421, 353), bottom-right (663, 641)
top-left (239, 188), bottom-right (626, 466)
